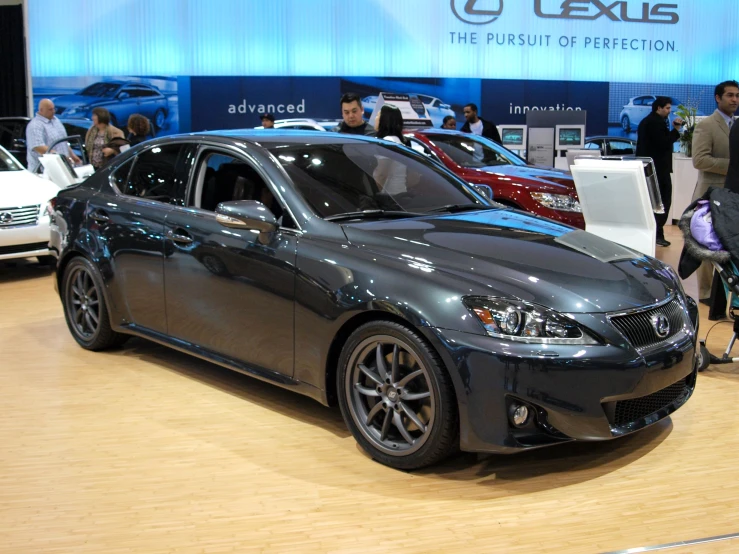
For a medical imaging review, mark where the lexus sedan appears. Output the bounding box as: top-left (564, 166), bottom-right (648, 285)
top-left (0, 145), bottom-right (63, 264)
top-left (405, 130), bottom-right (585, 228)
top-left (51, 80), bottom-right (169, 130)
top-left (50, 130), bottom-right (698, 470)
top-left (584, 136), bottom-right (637, 156)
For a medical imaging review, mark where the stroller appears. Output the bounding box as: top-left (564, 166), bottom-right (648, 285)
top-left (679, 187), bottom-right (739, 371)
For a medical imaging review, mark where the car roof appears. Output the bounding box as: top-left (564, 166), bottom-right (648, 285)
top-left (184, 129), bottom-right (387, 146)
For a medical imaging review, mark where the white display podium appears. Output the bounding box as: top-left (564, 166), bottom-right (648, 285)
top-left (670, 154), bottom-right (699, 223)
top-left (570, 158), bottom-right (658, 257)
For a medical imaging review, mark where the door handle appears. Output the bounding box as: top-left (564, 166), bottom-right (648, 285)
top-left (167, 229), bottom-right (193, 245)
top-left (89, 209), bottom-right (110, 223)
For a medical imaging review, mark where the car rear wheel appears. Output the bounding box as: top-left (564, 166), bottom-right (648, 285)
top-left (621, 115), bottom-right (631, 132)
top-left (337, 321), bottom-right (458, 470)
top-left (153, 109), bottom-right (167, 130)
top-left (62, 257), bottom-right (129, 350)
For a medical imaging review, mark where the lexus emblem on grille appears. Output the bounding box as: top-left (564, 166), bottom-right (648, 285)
top-left (651, 314), bottom-right (670, 339)
top-left (0, 212), bottom-right (13, 225)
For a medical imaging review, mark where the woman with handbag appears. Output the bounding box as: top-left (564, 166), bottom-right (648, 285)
top-left (86, 107), bottom-right (124, 169)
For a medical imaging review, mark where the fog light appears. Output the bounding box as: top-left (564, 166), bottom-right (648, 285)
top-left (509, 403), bottom-right (530, 427)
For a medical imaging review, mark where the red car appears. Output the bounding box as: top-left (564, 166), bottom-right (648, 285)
top-left (404, 130), bottom-right (585, 229)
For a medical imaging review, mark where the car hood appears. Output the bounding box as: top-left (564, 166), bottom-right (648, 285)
top-left (468, 165), bottom-right (575, 193)
top-left (341, 209), bottom-right (674, 314)
top-left (0, 170), bottom-right (60, 206)
top-left (53, 95), bottom-right (102, 109)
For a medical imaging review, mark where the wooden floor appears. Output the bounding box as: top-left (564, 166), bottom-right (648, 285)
top-left (1, 224), bottom-right (738, 554)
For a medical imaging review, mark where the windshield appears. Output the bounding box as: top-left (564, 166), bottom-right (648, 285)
top-left (78, 82), bottom-right (120, 98)
top-left (268, 142), bottom-right (486, 218)
top-left (0, 147), bottom-right (23, 171)
top-left (425, 134), bottom-right (528, 168)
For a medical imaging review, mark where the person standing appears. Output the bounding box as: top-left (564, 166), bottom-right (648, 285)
top-left (331, 93), bottom-right (376, 136)
top-left (460, 103), bottom-right (501, 144)
top-left (260, 113), bottom-right (275, 129)
top-left (441, 115), bottom-right (457, 130)
top-left (87, 107), bottom-right (124, 170)
top-left (25, 98), bottom-right (81, 173)
top-left (635, 96), bottom-right (683, 247)
top-left (692, 80), bottom-right (739, 300)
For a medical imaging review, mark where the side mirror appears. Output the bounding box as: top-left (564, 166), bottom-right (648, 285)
top-left (118, 92), bottom-right (130, 99)
top-left (471, 183), bottom-right (494, 201)
top-left (12, 138), bottom-right (26, 150)
top-left (216, 200), bottom-right (278, 233)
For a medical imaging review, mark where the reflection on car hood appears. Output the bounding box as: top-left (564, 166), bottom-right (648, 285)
top-left (0, 170), bottom-right (60, 206)
top-left (53, 95), bottom-right (98, 109)
top-left (470, 165), bottom-right (575, 192)
top-left (342, 209), bottom-right (673, 314)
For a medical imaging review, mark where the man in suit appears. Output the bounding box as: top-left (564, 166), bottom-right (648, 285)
top-left (692, 80), bottom-right (739, 300)
top-left (460, 103), bottom-right (501, 144)
top-left (636, 96), bottom-right (684, 247)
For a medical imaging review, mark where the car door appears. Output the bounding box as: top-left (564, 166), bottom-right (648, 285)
top-left (114, 86), bottom-right (141, 127)
top-left (162, 145), bottom-right (298, 377)
top-left (634, 96), bottom-right (653, 125)
top-left (87, 142), bottom-right (193, 333)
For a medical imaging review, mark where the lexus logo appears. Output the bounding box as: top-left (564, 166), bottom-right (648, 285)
top-left (451, 0), bottom-right (504, 25)
top-left (0, 212), bottom-right (13, 225)
top-left (651, 313), bottom-right (670, 339)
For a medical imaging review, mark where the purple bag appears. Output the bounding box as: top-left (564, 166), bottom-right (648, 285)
top-left (690, 200), bottom-right (724, 251)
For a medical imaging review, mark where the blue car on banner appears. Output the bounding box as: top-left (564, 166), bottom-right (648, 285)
top-left (51, 80), bottom-right (170, 131)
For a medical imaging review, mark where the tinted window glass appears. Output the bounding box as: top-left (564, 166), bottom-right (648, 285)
top-left (121, 145), bottom-right (187, 203)
top-left (425, 134), bottom-right (526, 168)
top-left (609, 140), bottom-right (635, 155)
top-left (268, 142), bottom-right (482, 217)
top-left (111, 157), bottom-right (134, 191)
top-left (79, 82), bottom-right (120, 97)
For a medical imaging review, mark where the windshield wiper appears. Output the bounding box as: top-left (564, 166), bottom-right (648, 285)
top-left (324, 210), bottom-right (423, 222)
top-left (426, 204), bottom-right (491, 214)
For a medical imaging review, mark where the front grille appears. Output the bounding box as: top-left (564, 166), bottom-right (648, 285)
top-left (0, 205), bottom-right (40, 227)
top-left (0, 242), bottom-right (48, 256)
top-left (608, 378), bottom-right (689, 428)
top-left (609, 298), bottom-right (688, 351)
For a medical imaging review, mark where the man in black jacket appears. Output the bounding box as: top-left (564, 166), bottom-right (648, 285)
top-left (636, 96), bottom-right (684, 247)
top-left (460, 103), bottom-right (501, 144)
top-left (331, 93), bottom-right (376, 136)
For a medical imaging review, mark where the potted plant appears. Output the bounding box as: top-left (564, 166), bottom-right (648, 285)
top-left (676, 103), bottom-right (698, 157)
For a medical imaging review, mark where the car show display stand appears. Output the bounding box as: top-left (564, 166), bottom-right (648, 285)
top-left (570, 157), bottom-right (660, 257)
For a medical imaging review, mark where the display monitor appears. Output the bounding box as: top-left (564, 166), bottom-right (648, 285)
top-left (555, 125), bottom-right (585, 150)
top-left (497, 125), bottom-right (527, 148)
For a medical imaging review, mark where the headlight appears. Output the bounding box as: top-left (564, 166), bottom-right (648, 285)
top-left (464, 297), bottom-right (598, 344)
top-left (530, 192), bottom-right (582, 213)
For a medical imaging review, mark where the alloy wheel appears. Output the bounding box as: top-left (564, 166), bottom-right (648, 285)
top-left (346, 336), bottom-right (435, 456)
top-left (66, 266), bottom-right (101, 339)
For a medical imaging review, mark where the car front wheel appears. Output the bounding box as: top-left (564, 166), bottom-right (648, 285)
top-left (153, 109), bottom-right (167, 130)
top-left (61, 257), bottom-right (129, 350)
top-left (621, 115), bottom-right (631, 132)
top-left (337, 321), bottom-right (458, 470)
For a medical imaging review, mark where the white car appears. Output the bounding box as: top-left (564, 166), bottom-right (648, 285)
top-left (0, 146), bottom-right (62, 264)
top-left (619, 95), bottom-right (703, 132)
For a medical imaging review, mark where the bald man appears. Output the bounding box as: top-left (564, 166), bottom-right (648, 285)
top-left (25, 98), bottom-right (80, 173)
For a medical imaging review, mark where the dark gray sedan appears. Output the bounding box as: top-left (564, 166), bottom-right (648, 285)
top-left (49, 131), bottom-right (698, 470)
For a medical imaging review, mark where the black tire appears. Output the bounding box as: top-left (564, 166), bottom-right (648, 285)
top-left (337, 321), bottom-right (458, 470)
top-left (61, 257), bottom-right (129, 350)
top-left (621, 115), bottom-right (631, 132)
top-left (153, 109), bottom-right (167, 130)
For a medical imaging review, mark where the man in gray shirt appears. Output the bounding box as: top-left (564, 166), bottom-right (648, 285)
top-left (25, 98), bottom-right (80, 173)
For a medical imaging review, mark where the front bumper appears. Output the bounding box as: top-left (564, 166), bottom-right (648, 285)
top-left (425, 323), bottom-right (697, 454)
top-left (0, 218), bottom-right (51, 261)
